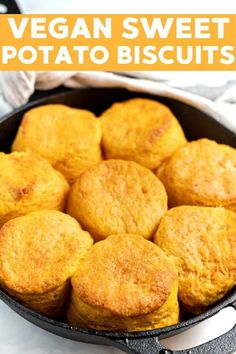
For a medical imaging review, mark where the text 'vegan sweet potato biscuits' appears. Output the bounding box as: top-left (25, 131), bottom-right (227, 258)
top-left (0, 210), bottom-right (93, 318)
top-left (12, 104), bottom-right (102, 184)
top-left (157, 138), bottom-right (236, 210)
top-left (100, 98), bottom-right (187, 170)
top-left (67, 234), bottom-right (179, 331)
top-left (154, 206), bottom-right (236, 313)
top-left (0, 151), bottom-right (69, 227)
top-left (67, 159), bottom-right (167, 241)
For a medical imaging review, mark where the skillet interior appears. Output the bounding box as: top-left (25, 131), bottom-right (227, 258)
top-left (0, 87), bottom-right (235, 348)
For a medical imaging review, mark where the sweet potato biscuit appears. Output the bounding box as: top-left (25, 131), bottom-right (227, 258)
top-left (12, 104), bottom-right (102, 184)
top-left (0, 151), bottom-right (69, 227)
top-left (0, 210), bottom-right (93, 318)
top-left (67, 234), bottom-right (179, 331)
top-left (100, 98), bottom-right (187, 170)
top-left (154, 206), bottom-right (236, 313)
top-left (157, 138), bottom-right (236, 210)
top-left (67, 159), bottom-right (167, 241)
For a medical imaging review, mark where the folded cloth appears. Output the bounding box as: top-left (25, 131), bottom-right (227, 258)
top-left (0, 71), bottom-right (235, 134)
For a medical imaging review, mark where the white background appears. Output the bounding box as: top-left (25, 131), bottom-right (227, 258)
top-left (17, 0), bottom-right (236, 14)
top-left (0, 0), bottom-right (235, 353)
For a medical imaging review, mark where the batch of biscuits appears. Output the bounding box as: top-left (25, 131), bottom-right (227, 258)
top-left (0, 97), bottom-right (235, 331)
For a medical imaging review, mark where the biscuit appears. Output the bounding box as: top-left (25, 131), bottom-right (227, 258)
top-left (12, 104), bottom-right (102, 184)
top-left (154, 206), bottom-right (236, 313)
top-left (0, 210), bottom-right (93, 318)
top-left (0, 151), bottom-right (69, 227)
top-left (67, 159), bottom-right (167, 241)
top-left (67, 234), bottom-right (179, 331)
top-left (100, 98), bottom-right (187, 170)
top-left (157, 138), bottom-right (236, 210)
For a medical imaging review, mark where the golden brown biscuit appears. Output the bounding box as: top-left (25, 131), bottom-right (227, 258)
top-left (67, 234), bottom-right (179, 331)
top-left (154, 206), bottom-right (236, 313)
top-left (100, 98), bottom-right (187, 170)
top-left (157, 138), bottom-right (236, 210)
top-left (0, 151), bottom-right (69, 227)
top-left (67, 159), bottom-right (167, 241)
top-left (0, 210), bottom-right (93, 318)
top-left (12, 104), bottom-right (102, 184)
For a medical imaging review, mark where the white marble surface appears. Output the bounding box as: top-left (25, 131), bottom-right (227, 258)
top-left (0, 301), bottom-right (122, 354)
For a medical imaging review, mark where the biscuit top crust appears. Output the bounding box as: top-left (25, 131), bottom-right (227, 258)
top-left (68, 159), bottom-right (167, 240)
top-left (0, 151), bottom-right (68, 214)
top-left (12, 104), bottom-right (102, 164)
top-left (154, 206), bottom-right (236, 308)
top-left (101, 98), bottom-right (174, 154)
top-left (161, 138), bottom-right (236, 206)
top-left (72, 234), bottom-right (176, 317)
top-left (0, 210), bottom-right (93, 294)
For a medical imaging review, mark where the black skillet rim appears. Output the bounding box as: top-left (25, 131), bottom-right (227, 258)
top-left (0, 87), bottom-right (235, 341)
top-left (0, 287), bottom-right (235, 340)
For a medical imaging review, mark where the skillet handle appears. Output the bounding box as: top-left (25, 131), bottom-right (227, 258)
top-left (113, 302), bottom-right (236, 354)
top-left (0, 0), bottom-right (21, 14)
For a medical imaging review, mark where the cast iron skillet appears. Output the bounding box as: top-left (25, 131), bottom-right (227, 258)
top-left (0, 87), bottom-right (235, 354)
